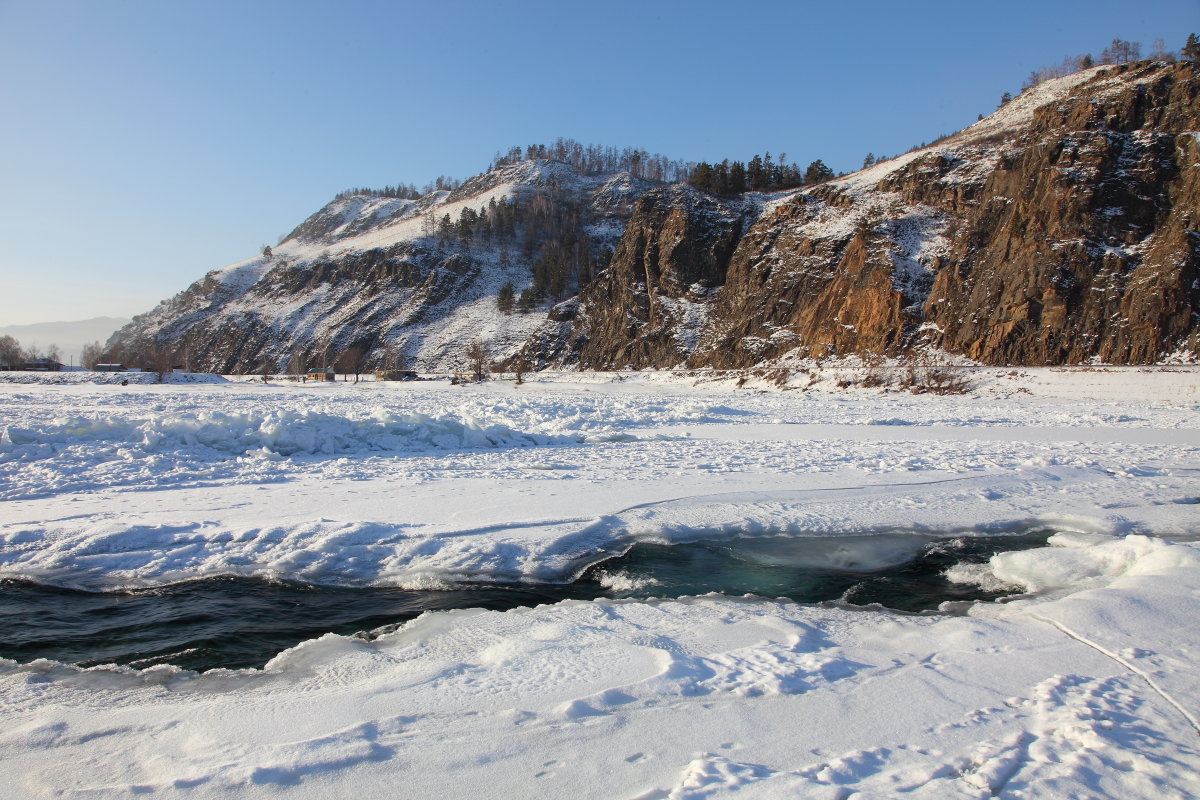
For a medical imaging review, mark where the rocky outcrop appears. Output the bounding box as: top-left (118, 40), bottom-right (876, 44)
top-left (514, 185), bottom-right (749, 368)
top-left (530, 60), bottom-right (1200, 368)
top-left (919, 61), bottom-right (1200, 363)
top-left (692, 188), bottom-right (939, 367)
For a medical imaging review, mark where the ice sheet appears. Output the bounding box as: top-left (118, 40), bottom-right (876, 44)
top-left (0, 369), bottom-right (1198, 798)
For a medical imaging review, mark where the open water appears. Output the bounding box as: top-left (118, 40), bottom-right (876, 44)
top-left (0, 531), bottom-right (1049, 672)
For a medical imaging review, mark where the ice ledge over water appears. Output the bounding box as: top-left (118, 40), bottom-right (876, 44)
top-left (2, 533), bottom-right (1198, 799)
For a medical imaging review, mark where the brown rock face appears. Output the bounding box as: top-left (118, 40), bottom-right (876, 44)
top-left (921, 62), bottom-right (1200, 364)
top-left (532, 60), bottom-right (1200, 368)
top-left (693, 193), bottom-right (923, 367)
top-left (517, 184), bottom-right (748, 368)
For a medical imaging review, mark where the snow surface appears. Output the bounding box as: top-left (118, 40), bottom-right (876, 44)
top-left (1, 368), bottom-right (1199, 798)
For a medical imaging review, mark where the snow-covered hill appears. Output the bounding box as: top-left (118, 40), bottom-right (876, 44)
top-left (104, 160), bottom-right (656, 373)
top-left (106, 60), bottom-right (1200, 373)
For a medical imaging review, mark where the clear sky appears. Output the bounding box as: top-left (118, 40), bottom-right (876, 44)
top-left (1, 0), bottom-right (1196, 326)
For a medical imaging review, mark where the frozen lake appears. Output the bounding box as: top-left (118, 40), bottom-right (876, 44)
top-left (1, 368), bottom-right (1198, 798)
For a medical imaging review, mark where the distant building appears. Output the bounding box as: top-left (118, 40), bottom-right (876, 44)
top-left (307, 367), bottom-right (336, 381)
top-left (374, 370), bottom-right (418, 381)
top-left (22, 358), bottom-right (64, 372)
top-left (94, 364), bottom-right (125, 372)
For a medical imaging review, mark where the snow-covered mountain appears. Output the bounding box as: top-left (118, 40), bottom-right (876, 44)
top-left (108, 59), bottom-right (1200, 372)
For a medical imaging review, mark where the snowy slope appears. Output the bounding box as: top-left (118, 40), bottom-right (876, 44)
top-left (832, 65), bottom-right (1106, 197)
top-left (752, 69), bottom-right (1114, 307)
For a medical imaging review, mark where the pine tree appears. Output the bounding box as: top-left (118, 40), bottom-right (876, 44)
top-left (713, 161), bottom-right (730, 194)
top-left (728, 161), bottom-right (746, 194)
top-left (747, 155), bottom-right (766, 191)
top-left (497, 282), bottom-right (515, 314)
top-left (457, 207), bottom-right (478, 243)
top-left (804, 159), bottom-right (834, 185)
top-left (1184, 33), bottom-right (1200, 61)
top-left (688, 162), bottom-right (716, 193)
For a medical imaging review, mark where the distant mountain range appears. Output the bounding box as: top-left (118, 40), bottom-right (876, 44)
top-left (0, 317), bottom-right (130, 364)
top-left (104, 59), bottom-right (1199, 372)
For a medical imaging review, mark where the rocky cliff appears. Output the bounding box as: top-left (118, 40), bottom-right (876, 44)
top-left (525, 59), bottom-right (1200, 368)
top-left (517, 185), bottom-right (751, 368)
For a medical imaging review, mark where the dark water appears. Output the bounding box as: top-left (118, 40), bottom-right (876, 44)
top-left (0, 532), bottom-right (1048, 672)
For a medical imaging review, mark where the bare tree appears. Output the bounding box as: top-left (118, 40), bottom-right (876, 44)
top-left (286, 347), bottom-right (306, 377)
top-left (334, 347), bottom-right (365, 383)
top-left (143, 344), bottom-right (174, 383)
top-left (1100, 38), bottom-right (1141, 64)
top-left (0, 335), bottom-right (22, 367)
top-left (465, 338), bottom-right (489, 382)
top-left (1149, 38), bottom-right (1175, 62)
top-left (900, 351), bottom-right (974, 395)
top-left (512, 356), bottom-right (530, 386)
top-left (421, 212), bottom-right (438, 239)
top-left (81, 341), bottom-right (104, 370)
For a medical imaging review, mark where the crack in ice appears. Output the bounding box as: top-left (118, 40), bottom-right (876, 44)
top-left (1031, 613), bottom-right (1200, 738)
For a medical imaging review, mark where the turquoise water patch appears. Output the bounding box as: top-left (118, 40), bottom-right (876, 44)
top-left (0, 531), bottom-right (1048, 672)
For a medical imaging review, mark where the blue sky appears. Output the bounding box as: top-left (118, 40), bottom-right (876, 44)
top-left (1, 0), bottom-right (1197, 326)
